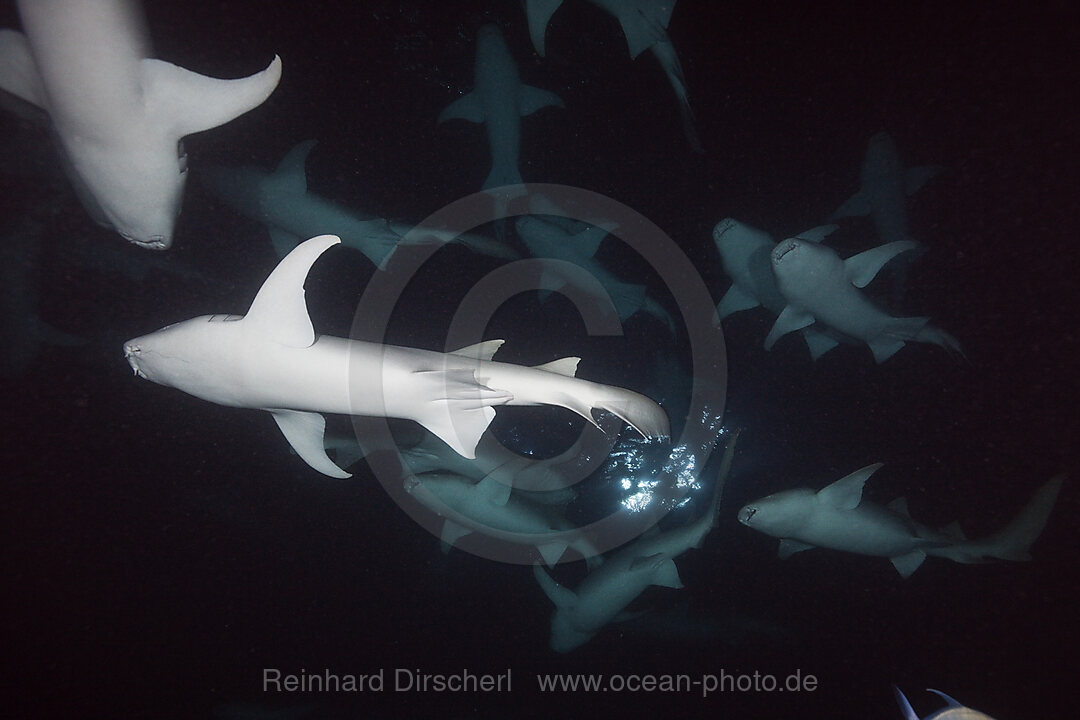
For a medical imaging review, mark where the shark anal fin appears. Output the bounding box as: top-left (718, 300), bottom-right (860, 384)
top-left (802, 327), bottom-right (839, 361)
top-left (272, 410), bottom-right (350, 478)
top-left (652, 558), bottom-right (684, 589)
top-left (890, 549), bottom-right (926, 579)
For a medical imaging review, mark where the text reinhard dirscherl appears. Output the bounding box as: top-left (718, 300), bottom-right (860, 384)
top-left (263, 668), bottom-right (512, 693)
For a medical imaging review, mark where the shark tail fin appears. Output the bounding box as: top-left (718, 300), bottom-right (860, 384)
top-left (979, 474), bottom-right (1065, 562)
top-left (650, 39), bottom-right (704, 153)
top-left (913, 324), bottom-right (966, 363)
top-left (564, 387), bottom-right (671, 440)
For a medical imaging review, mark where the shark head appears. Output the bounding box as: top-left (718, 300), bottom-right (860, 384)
top-left (124, 314), bottom-right (243, 392)
top-left (738, 489), bottom-right (816, 538)
top-left (770, 236), bottom-right (836, 288)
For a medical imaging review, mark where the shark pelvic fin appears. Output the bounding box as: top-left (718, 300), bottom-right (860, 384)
top-left (244, 234), bottom-right (340, 347)
top-left (272, 410), bottom-right (350, 478)
top-left (778, 539), bottom-right (814, 559)
top-left (890, 549), bottom-right (926, 578)
top-left (409, 368), bottom-right (512, 459)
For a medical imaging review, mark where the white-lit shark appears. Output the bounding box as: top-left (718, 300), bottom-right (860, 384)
top-left (200, 141), bottom-right (515, 266)
top-left (525, 0), bottom-right (701, 152)
top-left (123, 235), bottom-right (669, 478)
top-left (738, 465), bottom-right (1063, 578)
top-left (712, 217), bottom-right (851, 360)
top-left (833, 131), bottom-right (943, 246)
top-left (0, 0), bottom-right (281, 249)
top-left (516, 215), bottom-right (676, 334)
top-left (438, 24), bottom-right (563, 194)
top-left (534, 429), bottom-right (738, 652)
top-left (893, 686), bottom-right (997, 720)
top-left (767, 234), bottom-right (963, 362)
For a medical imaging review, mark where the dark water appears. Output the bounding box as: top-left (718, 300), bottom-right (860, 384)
top-left (1, 1), bottom-right (1077, 718)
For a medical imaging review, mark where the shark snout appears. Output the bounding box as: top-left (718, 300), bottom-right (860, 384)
top-left (123, 342), bottom-right (146, 378)
top-left (712, 217), bottom-right (739, 243)
top-left (772, 238), bottom-right (799, 265)
top-left (737, 505), bottom-right (758, 525)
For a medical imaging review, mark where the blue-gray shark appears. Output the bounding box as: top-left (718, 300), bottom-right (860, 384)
top-left (200, 141), bottom-right (517, 266)
top-left (438, 24), bottom-right (563, 194)
top-left (713, 217), bottom-right (851, 360)
top-left (738, 465), bottom-right (1063, 578)
top-left (0, 0), bottom-right (281, 249)
top-left (516, 215), bottom-right (676, 334)
top-left (534, 429), bottom-right (738, 652)
top-left (123, 235), bottom-right (669, 478)
top-left (833, 132), bottom-right (943, 246)
top-left (894, 686), bottom-right (997, 720)
top-left (767, 234), bottom-right (963, 362)
top-left (525, 0), bottom-right (701, 152)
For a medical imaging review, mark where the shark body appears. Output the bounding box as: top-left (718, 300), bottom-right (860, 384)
top-left (0, 0), bottom-right (281, 248)
top-left (767, 234), bottom-right (963, 362)
top-left (123, 235), bottom-right (669, 478)
top-left (738, 465), bottom-right (1063, 578)
top-left (534, 430), bottom-right (737, 651)
top-left (438, 24), bottom-right (563, 193)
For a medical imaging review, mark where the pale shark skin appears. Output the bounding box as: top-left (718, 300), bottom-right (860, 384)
top-left (738, 466), bottom-right (1063, 578)
top-left (200, 141), bottom-right (517, 266)
top-left (712, 217), bottom-right (851, 360)
top-left (534, 429), bottom-right (738, 652)
top-left (526, 0), bottom-right (702, 152)
top-left (405, 472), bottom-right (600, 567)
top-left (438, 24), bottom-right (563, 193)
top-left (516, 215), bottom-right (676, 335)
top-left (767, 235), bottom-right (964, 363)
top-left (123, 235), bottom-right (669, 478)
top-left (894, 686), bottom-right (997, 720)
top-left (0, 0), bottom-right (282, 249)
top-left (833, 132), bottom-right (943, 246)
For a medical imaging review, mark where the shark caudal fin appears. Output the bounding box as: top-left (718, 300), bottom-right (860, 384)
top-left (913, 323), bottom-right (966, 363)
top-left (650, 39), bottom-right (704, 153)
top-left (562, 387), bottom-right (671, 440)
top-left (972, 474), bottom-right (1064, 562)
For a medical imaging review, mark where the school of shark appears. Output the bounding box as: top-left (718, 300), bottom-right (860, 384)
top-left (0, 1), bottom-right (1074, 718)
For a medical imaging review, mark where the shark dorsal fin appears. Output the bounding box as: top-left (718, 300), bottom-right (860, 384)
top-left (844, 240), bottom-right (919, 288)
top-left (817, 463), bottom-right (883, 510)
top-left (794, 224), bottom-right (839, 244)
top-left (271, 139), bottom-right (317, 195)
top-left (475, 476), bottom-right (512, 506)
top-left (449, 339), bottom-right (504, 362)
top-left (533, 563), bottom-right (578, 608)
top-left (887, 496), bottom-right (911, 517)
top-left (143, 55), bottom-right (282, 139)
top-left (534, 357), bottom-right (580, 377)
top-left (610, 0), bottom-right (674, 58)
top-left (525, 0), bottom-right (565, 56)
top-left (926, 689), bottom-right (964, 708)
top-left (0, 30), bottom-right (47, 107)
top-left (244, 235), bottom-right (340, 347)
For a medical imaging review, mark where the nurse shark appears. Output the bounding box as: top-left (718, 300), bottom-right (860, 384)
top-left (123, 235), bottom-right (669, 478)
top-left (0, 0), bottom-right (281, 248)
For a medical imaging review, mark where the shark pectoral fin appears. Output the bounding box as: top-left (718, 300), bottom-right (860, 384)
top-left (537, 541), bottom-right (569, 568)
top-left (518, 85), bottom-right (564, 116)
top-left (475, 476), bottom-right (512, 506)
top-left (525, 0), bottom-right (565, 56)
top-left (613, 2), bottom-right (670, 58)
top-left (764, 306), bottom-right (815, 350)
top-left (716, 285), bottom-right (761, 320)
top-left (572, 226), bottom-right (608, 258)
top-left (778, 539), bottom-right (814, 559)
top-left (890, 550), bottom-right (926, 579)
top-left (832, 189), bottom-right (871, 219)
top-left (534, 357), bottom-right (580, 377)
top-left (905, 165), bottom-right (944, 195)
top-left (652, 558), bottom-right (684, 589)
top-left (437, 92), bottom-right (483, 124)
top-left (440, 520), bottom-right (471, 551)
top-left (533, 562), bottom-right (578, 608)
top-left (267, 227), bottom-right (302, 259)
top-left (144, 55), bottom-right (282, 138)
top-left (412, 368), bottom-right (511, 459)
top-left (893, 686), bottom-right (921, 720)
top-left (795, 224), bottom-right (840, 243)
top-left (844, 240), bottom-right (920, 288)
top-left (868, 336), bottom-right (908, 364)
top-left (818, 463), bottom-right (883, 510)
top-left (272, 140), bottom-right (317, 193)
top-left (449, 339), bottom-right (505, 362)
top-left (0, 30), bottom-right (46, 106)
top-left (271, 410), bottom-right (350, 478)
top-left (244, 234), bottom-right (339, 346)
top-left (925, 690), bottom-right (964, 708)
top-left (802, 327), bottom-right (839, 361)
